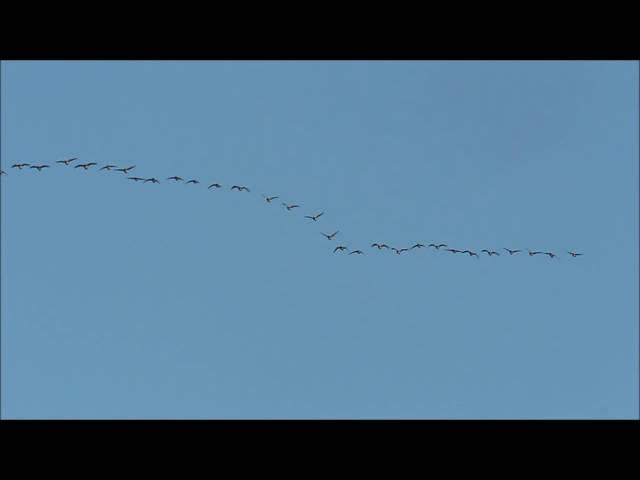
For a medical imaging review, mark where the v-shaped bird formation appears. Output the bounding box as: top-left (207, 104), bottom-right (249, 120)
top-left (1, 157), bottom-right (584, 260)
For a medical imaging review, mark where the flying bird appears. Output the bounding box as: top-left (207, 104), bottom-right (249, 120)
top-left (282, 203), bottom-right (300, 211)
top-left (334, 245), bottom-right (348, 253)
top-left (167, 176), bottom-right (184, 182)
top-left (99, 165), bottom-right (117, 171)
top-left (263, 195), bottom-right (279, 203)
top-left (304, 212), bottom-right (324, 221)
top-left (445, 248), bottom-right (462, 254)
top-left (74, 162), bottom-right (97, 170)
top-left (115, 165), bottom-right (136, 174)
top-left (411, 243), bottom-right (426, 249)
top-left (144, 177), bottom-right (160, 184)
top-left (391, 248), bottom-right (409, 255)
top-left (504, 248), bottom-right (521, 255)
top-left (371, 243), bottom-right (390, 250)
top-left (528, 250), bottom-right (544, 256)
top-left (56, 158), bottom-right (77, 165)
top-left (231, 185), bottom-right (250, 192)
top-left (462, 250), bottom-right (479, 258)
top-left (543, 252), bottom-right (557, 259)
top-left (481, 249), bottom-right (500, 256)
top-left (321, 231), bottom-right (339, 240)
top-left (0, 170), bottom-right (6, 176)
top-left (428, 243), bottom-right (448, 250)
top-left (208, 183), bottom-right (222, 189)
top-left (349, 250), bottom-right (364, 255)
top-left (30, 164), bottom-right (50, 171)
top-left (128, 176), bottom-right (145, 182)
top-left (185, 179), bottom-right (200, 185)
top-left (11, 163), bottom-right (30, 169)
top-left (568, 251), bottom-right (583, 257)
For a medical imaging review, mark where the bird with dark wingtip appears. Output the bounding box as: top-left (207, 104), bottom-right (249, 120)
top-left (428, 243), bottom-right (447, 250)
top-left (371, 243), bottom-right (390, 250)
top-left (185, 179), bottom-right (200, 185)
top-left (334, 245), bottom-right (348, 253)
top-left (75, 162), bottom-right (97, 170)
top-left (208, 183), bottom-right (222, 189)
top-left (304, 212), bottom-right (324, 222)
top-left (114, 165), bottom-right (136, 174)
top-left (56, 158), bottom-right (78, 166)
top-left (144, 177), bottom-right (160, 184)
top-left (231, 185), bottom-right (250, 192)
top-left (11, 163), bottom-right (30, 169)
top-left (321, 231), bottom-right (338, 240)
top-left (504, 248), bottom-right (521, 255)
top-left (30, 164), bottom-right (50, 171)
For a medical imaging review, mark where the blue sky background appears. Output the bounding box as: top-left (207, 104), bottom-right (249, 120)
top-left (1, 61), bottom-right (637, 419)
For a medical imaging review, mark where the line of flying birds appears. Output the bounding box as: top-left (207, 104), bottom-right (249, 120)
top-left (1, 158), bottom-right (584, 260)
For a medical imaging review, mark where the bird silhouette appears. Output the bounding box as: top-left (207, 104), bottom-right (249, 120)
top-left (167, 176), bottom-right (184, 182)
top-left (349, 250), bottom-right (364, 255)
top-left (428, 243), bottom-right (448, 250)
top-left (391, 248), bottom-right (409, 255)
top-left (0, 170), bottom-right (6, 176)
top-left (185, 179), bottom-right (199, 185)
top-left (144, 177), bottom-right (160, 184)
top-left (304, 212), bottom-right (324, 221)
top-left (481, 249), bottom-right (500, 256)
top-left (334, 245), bottom-right (348, 253)
top-left (543, 252), bottom-right (557, 259)
top-left (528, 250), bottom-right (544, 256)
top-left (30, 164), bottom-right (50, 171)
top-left (128, 176), bottom-right (145, 182)
top-left (114, 165), bottom-right (136, 174)
top-left (263, 195), bottom-right (279, 203)
top-left (321, 231), bottom-right (338, 240)
top-left (56, 158), bottom-right (77, 165)
top-left (461, 250), bottom-right (479, 258)
top-left (371, 243), bottom-right (390, 250)
top-left (75, 162), bottom-right (97, 170)
top-left (208, 183), bottom-right (222, 189)
top-left (231, 185), bottom-right (250, 192)
top-left (504, 248), bottom-right (521, 255)
top-left (11, 163), bottom-right (30, 169)
top-left (445, 248), bottom-right (462, 254)
top-left (99, 165), bottom-right (117, 171)
top-left (411, 243), bottom-right (425, 249)
top-left (568, 251), bottom-right (583, 257)
top-left (282, 203), bottom-right (300, 211)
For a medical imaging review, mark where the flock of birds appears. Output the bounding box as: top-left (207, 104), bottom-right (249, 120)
top-left (1, 158), bottom-right (584, 260)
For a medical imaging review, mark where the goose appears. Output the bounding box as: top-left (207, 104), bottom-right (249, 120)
top-left (11, 163), bottom-right (30, 169)
top-left (481, 249), bottom-right (500, 256)
top-left (263, 195), bottom-right (280, 203)
top-left (333, 245), bottom-right (348, 253)
top-left (349, 250), bottom-right (364, 255)
top-left (114, 165), bottom-right (136, 174)
top-left (568, 251), bottom-right (583, 257)
top-left (0, 170), bottom-right (6, 175)
top-left (56, 158), bottom-right (77, 165)
top-left (445, 248), bottom-right (462, 254)
top-left (167, 176), bottom-right (184, 182)
top-left (231, 185), bottom-right (250, 192)
top-left (282, 203), bottom-right (300, 211)
top-left (29, 164), bottom-right (50, 171)
top-left (144, 177), bottom-right (160, 184)
top-left (128, 176), bottom-right (145, 182)
top-left (74, 162), bottom-right (97, 170)
top-left (411, 243), bottom-right (426, 249)
top-left (428, 243), bottom-right (447, 250)
top-left (99, 165), bottom-right (117, 171)
top-left (208, 183), bottom-right (222, 189)
top-left (543, 252), bottom-right (557, 259)
top-left (321, 231), bottom-right (339, 240)
top-left (504, 248), bottom-right (521, 255)
top-left (528, 250), bottom-right (544, 257)
top-left (304, 212), bottom-right (324, 221)
top-left (185, 179), bottom-right (200, 185)
top-left (391, 248), bottom-right (409, 255)
top-left (371, 243), bottom-right (389, 250)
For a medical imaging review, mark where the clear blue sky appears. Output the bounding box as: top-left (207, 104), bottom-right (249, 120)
top-left (1, 61), bottom-right (638, 419)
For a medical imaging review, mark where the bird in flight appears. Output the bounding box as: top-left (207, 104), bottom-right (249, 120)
top-left (543, 252), bottom-right (557, 259)
top-left (12, 163), bottom-right (31, 169)
top-left (371, 243), bottom-right (390, 250)
top-left (128, 176), bottom-right (145, 182)
top-left (333, 245), bottom-right (348, 253)
top-left (231, 185), bottom-right (250, 192)
top-left (208, 183), bottom-right (222, 189)
top-left (144, 177), bottom-right (160, 184)
top-left (391, 247), bottom-right (409, 255)
top-left (528, 250), bottom-right (544, 256)
top-left (304, 212), bottom-right (324, 221)
top-left (462, 250), bottom-right (479, 258)
top-left (445, 248), bottom-right (462, 254)
top-left (263, 195), bottom-right (279, 203)
top-left (99, 165), bottom-right (117, 171)
top-left (321, 231), bottom-right (339, 240)
top-left (185, 179), bottom-right (200, 185)
top-left (167, 176), bottom-right (184, 182)
top-left (115, 165), bottom-right (136, 174)
top-left (0, 170), bottom-right (6, 176)
top-left (411, 243), bottom-right (426, 249)
top-left (504, 248), bottom-right (521, 255)
top-left (349, 250), bottom-right (364, 255)
top-left (481, 249), bottom-right (500, 256)
top-left (568, 251), bottom-right (583, 257)
top-left (75, 162), bottom-right (97, 170)
top-left (282, 203), bottom-right (300, 211)
top-left (56, 158), bottom-right (77, 165)
top-left (29, 164), bottom-right (50, 171)
top-left (428, 243), bottom-right (448, 250)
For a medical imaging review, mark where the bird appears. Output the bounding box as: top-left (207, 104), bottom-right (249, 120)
top-left (0, 170), bottom-right (6, 176)
top-left (504, 248), bottom-right (521, 255)
top-left (99, 165), bottom-right (117, 171)
top-left (128, 176), bottom-right (145, 182)
top-left (167, 176), bottom-right (184, 182)
top-left (391, 247), bottom-right (409, 255)
top-left (29, 164), bottom-right (50, 171)
top-left (321, 231), bottom-right (339, 240)
top-left (263, 195), bottom-right (279, 203)
top-left (528, 250), bottom-right (544, 256)
top-left (333, 245), bottom-right (348, 253)
top-left (445, 248), bottom-right (462, 254)
top-left (349, 250), bottom-right (364, 255)
top-left (56, 158), bottom-right (77, 165)
top-left (114, 165), bottom-right (136, 174)
top-left (208, 183), bottom-right (222, 189)
top-left (428, 243), bottom-right (448, 250)
top-left (144, 177), bottom-right (160, 184)
top-left (371, 243), bottom-right (390, 250)
top-left (462, 250), bottom-right (479, 258)
top-left (282, 203), bottom-right (300, 211)
top-left (11, 163), bottom-right (30, 169)
top-left (304, 212), bottom-right (324, 221)
top-left (185, 179), bottom-right (199, 185)
top-left (411, 243), bottom-right (426, 249)
top-left (481, 249), bottom-right (500, 256)
top-left (74, 162), bottom-right (97, 170)
top-left (568, 251), bottom-right (583, 257)
top-left (231, 185), bottom-right (250, 192)
top-left (543, 252), bottom-right (557, 259)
